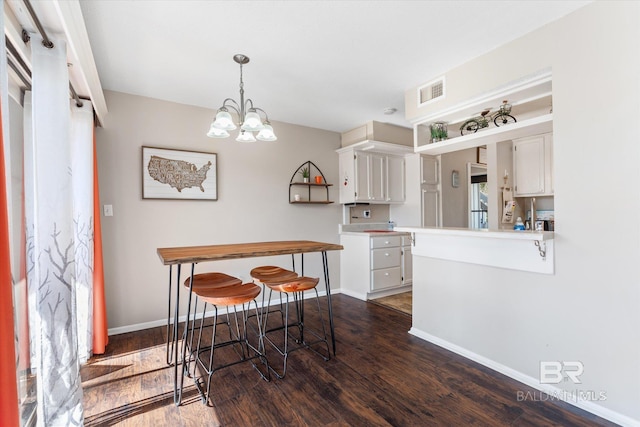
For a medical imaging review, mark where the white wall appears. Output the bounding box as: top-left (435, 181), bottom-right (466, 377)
top-left (96, 90), bottom-right (342, 330)
top-left (406, 2), bottom-right (640, 424)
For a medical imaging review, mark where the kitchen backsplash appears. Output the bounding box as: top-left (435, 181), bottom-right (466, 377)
top-left (340, 222), bottom-right (393, 233)
top-left (347, 204), bottom-right (389, 224)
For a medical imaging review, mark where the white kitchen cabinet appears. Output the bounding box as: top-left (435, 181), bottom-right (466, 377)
top-left (337, 145), bottom-right (407, 204)
top-left (386, 155), bottom-right (405, 203)
top-left (513, 133), bottom-right (553, 196)
top-left (402, 235), bottom-right (412, 285)
top-left (339, 233), bottom-right (412, 301)
top-left (420, 155), bottom-right (441, 227)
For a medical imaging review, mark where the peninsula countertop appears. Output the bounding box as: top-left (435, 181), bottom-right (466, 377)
top-left (394, 226), bottom-right (554, 241)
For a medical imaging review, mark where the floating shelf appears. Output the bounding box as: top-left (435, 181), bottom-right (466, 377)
top-left (415, 113), bottom-right (553, 155)
top-left (289, 161), bottom-right (334, 204)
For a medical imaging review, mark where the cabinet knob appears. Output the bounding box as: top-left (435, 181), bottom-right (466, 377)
top-left (384, 241), bottom-right (389, 245)
top-left (385, 253), bottom-right (390, 256)
top-left (384, 272), bottom-right (389, 276)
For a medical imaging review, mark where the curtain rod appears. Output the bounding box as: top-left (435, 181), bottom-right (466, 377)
top-left (20, 0), bottom-right (84, 107)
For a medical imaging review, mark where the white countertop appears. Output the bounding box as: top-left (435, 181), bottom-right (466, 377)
top-left (394, 226), bottom-right (554, 241)
top-left (340, 230), bottom-right (410, 236)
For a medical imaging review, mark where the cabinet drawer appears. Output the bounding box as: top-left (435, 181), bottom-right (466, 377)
top-left (371, 267), bottom-right (402, 290)
top-left (371, 247), bottom-right (401, 269)
top-left (371, 235), bottom-right (402, 249)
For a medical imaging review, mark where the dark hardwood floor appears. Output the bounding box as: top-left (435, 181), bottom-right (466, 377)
top-left (81, 294), bottom-right (617, 426)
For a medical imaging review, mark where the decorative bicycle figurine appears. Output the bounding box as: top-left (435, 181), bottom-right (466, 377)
top-left (459, 100), bottom-right (516, 136)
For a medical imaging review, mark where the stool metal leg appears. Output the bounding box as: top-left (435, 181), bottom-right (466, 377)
top-left (262, 286), bottom-right (330, 379)
top-left (193, 299), bottom-right (270, 405)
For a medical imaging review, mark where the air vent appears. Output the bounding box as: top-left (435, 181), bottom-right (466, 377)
top-left (418, 76), bottom-right (445, 106)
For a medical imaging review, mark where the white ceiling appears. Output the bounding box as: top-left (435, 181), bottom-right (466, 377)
top-left (74, 0), bottom-right (588, 134)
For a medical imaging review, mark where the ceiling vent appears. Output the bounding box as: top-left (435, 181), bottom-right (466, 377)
top-left (418, 76), bottom-right (445, 107)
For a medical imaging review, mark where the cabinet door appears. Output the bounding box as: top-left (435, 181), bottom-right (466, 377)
top-left (386, 155), bottom-right (405, 203)
top-left (545, 134), bottom-right (554, 195)
top-left (421, 156), bottom-right (439, 185)
top-left (369, 154), bottom-right (386, 201)
top-left (402, 244), bottom-right (412, 285)
top-left (338, 150), bottom-right (356, 204)
top-left (421, 155), bottom-right (440, 227)
top-left (514, 135), bottom-right (545, 196)
top-left (354, 152), bottom-right (370, 201)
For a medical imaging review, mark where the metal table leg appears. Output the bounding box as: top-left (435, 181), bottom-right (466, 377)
top-left (173, 263), bottom-right (195, 406)
top-left (321, 251), bottom-right (336, 356)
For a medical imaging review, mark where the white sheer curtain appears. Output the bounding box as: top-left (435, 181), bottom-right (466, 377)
top-left (24, 33), bottom-right (94, 426)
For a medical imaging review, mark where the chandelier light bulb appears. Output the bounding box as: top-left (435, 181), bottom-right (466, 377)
top-left (256, 123), bottom-right (277, 141)
top-left (212, 110), bottom-right (237, 130)
top-left (241, 110), bottom-right (265, 132)
top-left (207, 124), bottom-right (230, 138)
top-left (236, 130), bottom-right (256, 142)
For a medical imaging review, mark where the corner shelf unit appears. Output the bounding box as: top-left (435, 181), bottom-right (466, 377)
top-left (289, 160), bottom-right (334, 204)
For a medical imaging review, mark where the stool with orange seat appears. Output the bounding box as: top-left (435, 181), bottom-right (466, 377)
top-left (252, 267), bottom-right (330, 378)
top-left (185, 275), bottom-right (269, 404)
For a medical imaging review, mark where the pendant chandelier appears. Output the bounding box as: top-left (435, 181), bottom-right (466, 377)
top-left (207, 54), bottom-right (277, 142)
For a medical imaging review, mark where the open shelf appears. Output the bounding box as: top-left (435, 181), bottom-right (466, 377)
top-left (416, 113), bottom-right (553, 155)
top-left (413, 69), bottom-right (554, 155)
top-left (289, 161), bottom-right (334, 204)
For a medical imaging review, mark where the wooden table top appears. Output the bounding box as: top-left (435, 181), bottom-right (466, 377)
top-left (157, 240), bottom-right (344, 265)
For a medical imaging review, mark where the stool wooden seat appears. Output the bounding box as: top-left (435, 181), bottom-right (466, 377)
top-left (189, 282), bottom-right (269, 405)
top-left (264, 277), bottom-right (319, 293)
top-left (183, 272), bottom-right (242, 290)
top-left (181, 272), bottom-right (243, 372)
top-left (262, 276), bottom-right (330, 378)
top-left (195, 283), bottom-right (261, 306)
top-left (250, 265), bottom-right (298, 284)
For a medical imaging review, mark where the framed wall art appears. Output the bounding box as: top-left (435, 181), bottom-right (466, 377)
top-left (142, 146), bottom-right (218, 200)
top-left (477, 146), bottom-right (487, 164)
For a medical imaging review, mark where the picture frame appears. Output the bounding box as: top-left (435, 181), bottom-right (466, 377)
top-left (142, 146), bottom-right (218, 200)
top-left (477, 146), bottom-right (487, 164)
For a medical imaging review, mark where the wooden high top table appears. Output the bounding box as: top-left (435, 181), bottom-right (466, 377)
top-left (157, 240), bottom-right (343, 405)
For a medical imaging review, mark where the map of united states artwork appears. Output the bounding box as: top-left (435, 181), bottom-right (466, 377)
top-left (142, 147), bottom-right (218, 200)
top-left (147, 156), bottom-right (211, 192)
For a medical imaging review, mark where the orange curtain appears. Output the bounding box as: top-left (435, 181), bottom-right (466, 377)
top-left (0, 102), bottom-right (20, 427)
top-left (92, 126), bottom-right (108, 354)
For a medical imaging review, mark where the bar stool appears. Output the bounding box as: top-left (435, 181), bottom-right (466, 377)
top-left (190, 282), bottom-right (270, 405)
top-left (261, 276), bottom-right (331, 378)
top-left (250, 265), bottom-right (299, 325)
top-left (182, 272), bottom-right (243, 372)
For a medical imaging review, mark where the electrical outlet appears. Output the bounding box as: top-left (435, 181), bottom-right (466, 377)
top-left (363, 210), bottom-right (371, 218)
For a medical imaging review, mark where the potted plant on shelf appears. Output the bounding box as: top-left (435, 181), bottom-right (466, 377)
top-left (299, 166), bottom-right (310, 183)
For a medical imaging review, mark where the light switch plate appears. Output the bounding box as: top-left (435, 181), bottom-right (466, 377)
top-left (103, 204), bottom-right (113, 217)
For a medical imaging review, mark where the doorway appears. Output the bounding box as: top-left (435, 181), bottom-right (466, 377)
top-left (468, 162), bottom-right (488, 229)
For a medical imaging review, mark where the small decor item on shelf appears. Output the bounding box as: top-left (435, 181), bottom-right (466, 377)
top-left (460, 100), bottom-right (517, 136)
top-left (299, 166), bottom-right (310, 183)
top-left (314, 175), bottom-right (323, 184)
top-left (430, 121), bottom-right (448, 143)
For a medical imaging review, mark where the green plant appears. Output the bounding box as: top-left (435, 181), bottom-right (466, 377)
top-left (299, 166), bottom-right (310, 179)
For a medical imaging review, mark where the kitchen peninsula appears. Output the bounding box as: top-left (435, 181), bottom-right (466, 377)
top-left (394, 226), bottom-right (554, 274)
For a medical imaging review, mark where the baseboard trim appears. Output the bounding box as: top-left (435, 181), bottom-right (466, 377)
top-left (108, 288), bottom-right (335, 336)
top-left (408, 327), bottom-right (639, 427)
top-left (338, 288), bottom-right (367, 301)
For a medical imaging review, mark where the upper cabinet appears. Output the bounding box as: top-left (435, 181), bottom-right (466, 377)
top-left (513, 133), bottom-right (553, 196)
top-left (337, 141), bottom-right (411, 204)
